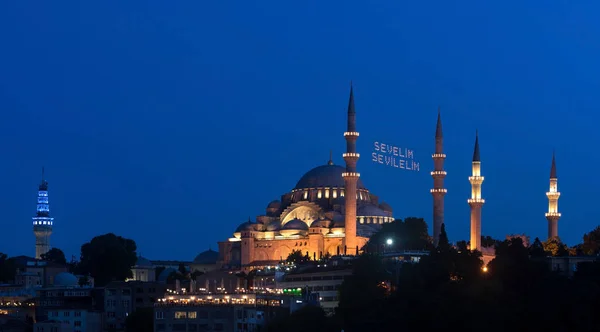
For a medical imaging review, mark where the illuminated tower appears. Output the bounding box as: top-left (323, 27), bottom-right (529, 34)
top-left (33, 167), bottom-right (54, 259)
top-left (342, 84), bottom-right (360, 255)
top-left (545, 152), bottom-right (561, 239)
top-left (468, 131), bottom-right (485, 251)
top-left (431, 108), bottom-right (447, 247)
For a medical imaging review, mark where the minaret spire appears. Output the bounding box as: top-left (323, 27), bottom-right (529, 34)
top-left (328, 150), bottom-right (334, 165)
top-left (33, 168), bottom-right (54, 259)
top-left (431, 108), bottom-right (447, 246)
top-left (468, 131), bottom-right (485, 251)
top-left (546, 151), bottom-right (561, 239)
top-left (342, 82), bottom-right (360, 255)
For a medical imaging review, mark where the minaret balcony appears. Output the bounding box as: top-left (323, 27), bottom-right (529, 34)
top-left (545, 212), bottom-right (561, 217)
top-left (468, 176), bottom-right (484, 184)
top-left (342, 172), bottom-right (360, 178)
top-left (546, 192), bottom-right (561, 198)
top-left (467, 198), bottom-right (485, 204)
top-left (342, 153), bottom-right (360, 158)
top-left (343, 132), bottom-right (360, 137)
top-left (432, 153), bottom-right (446, 159)
top-left (430, 188), bottom-right (447, 193)
top-left (430, 171), bottom-right (447, 176)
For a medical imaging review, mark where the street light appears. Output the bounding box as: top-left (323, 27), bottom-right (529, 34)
top-left (386, 238), bottom-right (393, 246)
top-left (482, 266), bottom-right (488, 273)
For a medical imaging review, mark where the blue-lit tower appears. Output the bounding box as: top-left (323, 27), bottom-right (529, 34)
top-left (33, 167), bottom-right (53, 259)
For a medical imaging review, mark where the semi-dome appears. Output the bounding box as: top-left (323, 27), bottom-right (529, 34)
top-left (294, 164), bottom-right (365, 190)
top-left (193, 249), bottom-right (219, 265)
top-left (54, 272), bottom-right (79, 287)
top-left (282, 218), bottom-right (309, 231)
top-left (135, 256), bottom-right (153, 267)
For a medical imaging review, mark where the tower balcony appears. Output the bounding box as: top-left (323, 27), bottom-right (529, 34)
top-left (546, 192), bottom-right (561, 199)
top-left (343, 132), bottom-right (360, 137)
top-left (342, 153), bottom-right (360, 159)
top-left (342, 172), bottom-right (360, 178)
top-left (467, 198), bottom-right (485, 204)
top-left (468, 176), bottom-right (484, 184)
top-left (430, 188), bottom-right (447, 194)
top-left (432, 153), bottom-right (446, 159)
top-left (430, 171), bottom-right (447, 177)
top-left (545, 212), bottom-right (561, 218)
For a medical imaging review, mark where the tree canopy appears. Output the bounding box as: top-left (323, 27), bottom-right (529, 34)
top-left (582, 225), bottom-right (600, 255)
top-left (365, 217), bottom-right (432, 252)
top-left (286, 250), bottom-right (310, 264)
top-left (77, 233), bottom-right (137, 287)
top-left (41, 248), bottom-right (67, 265)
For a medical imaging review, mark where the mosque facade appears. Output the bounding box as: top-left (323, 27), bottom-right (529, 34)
top-left (217, 86), bottom-right (395, 270)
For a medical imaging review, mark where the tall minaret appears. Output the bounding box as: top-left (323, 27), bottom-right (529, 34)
top-left (342, 83), bottom-right (360, 255)
top-left (33, 167), bottom-right (54, 259)
top-left (468, 131), bottom-right (485, 251)
top-left (431, 108), bottom-right (447, 247)
top-left (545, 152), bottom-right (561, 239)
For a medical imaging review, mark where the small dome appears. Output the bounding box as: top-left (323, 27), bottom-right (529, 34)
top-left (265, 221), bottom-right (281, 231)
top-left (158, 268), bottom-right (177, 282)
top-left (54, 272), bottom-right (79, 287)
top-left (267, 200), bottom-right (281, 210)
top-left (294, 164), bottom-right (366, 190)
top-left (332, 219), bottom-right (345, 228)
top-left (194, 249), bottom-right (219, 264)
top-left (135, 256), bottom-right (153, 267)
top-left (235, 221), bottom-right (256, 233)
top-left (379, 202), bottom-right (393, 212)
top-left (358, 205), bottom-right (388, 217)
top-left (310, 217), bottom-right (332, 228)
top-left (282, 218), bottom-right (309, 231)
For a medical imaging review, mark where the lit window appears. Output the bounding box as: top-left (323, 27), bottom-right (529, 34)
top-left (325, 189), bottom-right (329, 199)
top-left (303, 191), bottom-right (308, 200)
top-left (175, 312), bottom-right (187, 319)
top-left (317, 190), bottom-right (322, 199)
top-left (332, 190), bottom-right (337, 199)
top-left (188, 311), bottom-right (197, 319)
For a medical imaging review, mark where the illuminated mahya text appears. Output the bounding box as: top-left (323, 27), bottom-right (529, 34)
top-left (372, 141), bottom-right (419, 171)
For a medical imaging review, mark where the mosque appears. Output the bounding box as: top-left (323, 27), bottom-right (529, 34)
top-left (217, 86), bottom-right (396, 270)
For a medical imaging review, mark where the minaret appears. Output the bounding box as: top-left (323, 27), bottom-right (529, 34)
top-left (468, 131), bottom-right (485, 251)
top-left (431, 108), bottom-right (447, 246)
top-left (33, 167), bottom-right (54, 259)
top-left (545, 152), bottom-right (561, 239)
top-left (342, 83), bottom-right (360, 255)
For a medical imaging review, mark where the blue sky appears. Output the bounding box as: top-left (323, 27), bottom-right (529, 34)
top-left (0, 1), bottom-right (598, 260)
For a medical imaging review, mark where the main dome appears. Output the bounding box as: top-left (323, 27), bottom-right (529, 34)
top-left (294, 164), bottom-right (365, 190)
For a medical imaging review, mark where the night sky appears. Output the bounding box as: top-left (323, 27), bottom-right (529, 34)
top-left (0, 1), bottom-right (597, 260)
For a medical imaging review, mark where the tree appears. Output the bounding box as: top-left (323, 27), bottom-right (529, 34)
top-left (155, 266), bottom-right (166, 281)
top-left (41, 248), bottom-right (67, 265)
top-left (437, 223), bottom-right (451, 252)
top-left (529, 237), bottom-right (546, 257)
top-left (542, 237), bottom-right (568, 256)
top-left (286, 250), bottom-right (309, 265)
top-left (582, 226), bottom-right (600, 255)
top-left (365, 217), bottom-right (432, 253)
top-left (0, 253), bottom-right (16, 283)
top-left (125, 307), bottom-right (153, 332)
top-left (78, 233), bottom-right (137, 287)
top-left (481, 235), bottom-right (500, 248)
